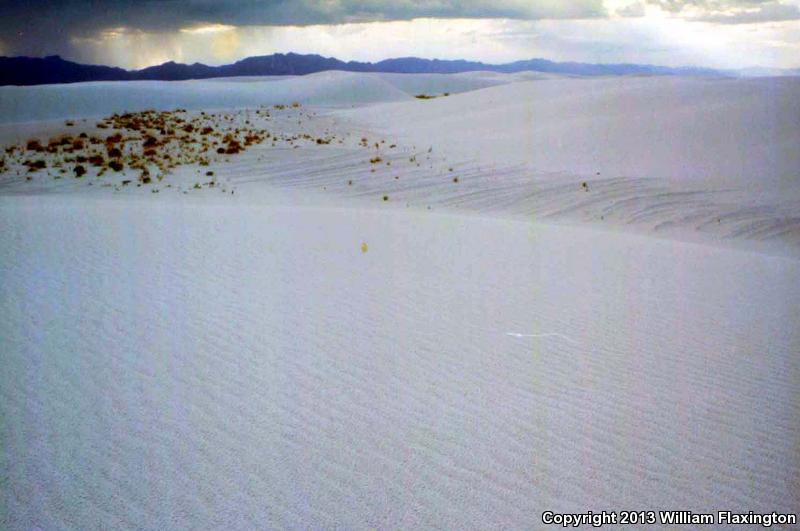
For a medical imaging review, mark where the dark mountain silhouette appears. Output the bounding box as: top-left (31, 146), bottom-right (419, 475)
top-left (0, 52), bottom-right (731, 86)
top-left (0, 55), bottom-right (130, 85)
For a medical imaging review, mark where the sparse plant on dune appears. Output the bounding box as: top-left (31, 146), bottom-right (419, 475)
top-left (2, 105), bottom-right (404, 200)
top-left (26, 139), bottom-right (43, 152)
top-left (25, 159), bottom-right (46, 171)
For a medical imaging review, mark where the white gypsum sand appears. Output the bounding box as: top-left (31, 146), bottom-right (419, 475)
top-left (0, 72), bottom-right (798, 529)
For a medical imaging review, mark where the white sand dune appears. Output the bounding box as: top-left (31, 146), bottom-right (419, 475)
top-left (1, 73), bottom-right (798, 529)
top-left (346, 75), bottom-right (800, 186)
top-left (0, 71), bottom-right (509, 124)
top-left (336, 75), bottom-right (800, 248)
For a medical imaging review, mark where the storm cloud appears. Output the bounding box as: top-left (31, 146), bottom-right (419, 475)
top-left (1, 0), bottom-right (799, 69)
top-left (643, 0), bottom-right (800, 22)
top-left (1, 0), bottom-right (606, 57)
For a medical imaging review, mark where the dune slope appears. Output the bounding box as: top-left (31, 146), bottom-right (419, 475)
top-left (1, 73), bottom-right (798, 529)
top-left (1, 196), bottom-right (798, 529)
top-left (0, 71), bottom-right (508, 124)
top-left (345, 75), bottom-right (800, 186)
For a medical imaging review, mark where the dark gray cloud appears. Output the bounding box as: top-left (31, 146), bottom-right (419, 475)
top-left (3, 0), bottom-right (797, 65)
top-left (643, 0), bottom-right (800, 23)
top-left (0, 0), bottom-right (606, 58)
top-left (695, 1), bottom-right (800, 22)
top-left (616, 2), bottom-right (647, 16)
top-left (646, 0), bottom-right (772, 11)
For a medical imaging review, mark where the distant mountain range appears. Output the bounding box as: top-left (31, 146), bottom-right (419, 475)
top-left (0, 53), bottom-right (796, 86)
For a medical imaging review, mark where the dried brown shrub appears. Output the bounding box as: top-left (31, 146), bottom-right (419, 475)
top-left (26, 139), bottom-right (43, 151)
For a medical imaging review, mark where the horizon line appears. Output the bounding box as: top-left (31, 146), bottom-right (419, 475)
top-left (3, 51), bottom-right (795, 73)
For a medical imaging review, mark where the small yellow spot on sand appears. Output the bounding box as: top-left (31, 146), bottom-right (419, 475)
top-left (361, 242), bottom-right (368, 253)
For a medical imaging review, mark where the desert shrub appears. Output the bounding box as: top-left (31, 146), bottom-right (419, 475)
top-left (224, 140), bottom-right (242, 154)
top-left (74, 165), bottom-right (86, 177)
top-left (26, 159), bottom-right (46, 171)
top-left (26, 139), bottom-right (43, 151)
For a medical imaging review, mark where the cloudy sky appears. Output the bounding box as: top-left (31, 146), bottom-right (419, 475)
top-left (1, 0), bottom-right (799, 70)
